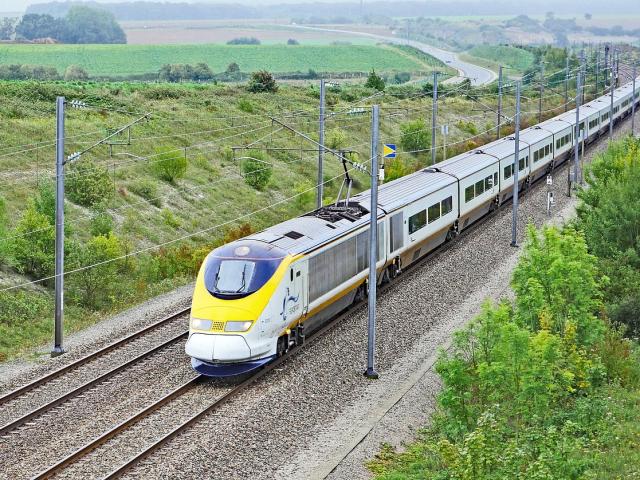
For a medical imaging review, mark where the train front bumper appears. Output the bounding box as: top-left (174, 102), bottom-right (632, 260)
top-left (185, 333), bottom-right (252, 362)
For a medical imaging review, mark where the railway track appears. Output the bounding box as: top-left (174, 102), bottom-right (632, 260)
top-left (7, 111), bottom-right (634, 478)
top-left (28, 169), bottom-right (540, 478)
top-left (0, 308), bottom-right (190, 436)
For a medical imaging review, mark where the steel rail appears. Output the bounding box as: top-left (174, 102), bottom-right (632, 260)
top-left (0, 308), bottom-right (190, 407)
top-left (30, 375), bottom-right (203, 480)
top-left (0, 330), bottom-right (188, 437)
top-left (28, 105), bottom-right (638, 478)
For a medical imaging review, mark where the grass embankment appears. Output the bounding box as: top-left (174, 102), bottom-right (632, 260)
top-left (368, 138), bottom-right (640, 479)
top-left (0, 43), bottom-right (442, 78)
top-left (0, 71), bottom-right (580, 360)
top-left (461, 45), bottom-right (535, 75)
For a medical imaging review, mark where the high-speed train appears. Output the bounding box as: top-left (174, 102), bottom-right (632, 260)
top-left (186, 75), bottom-right (640, 376)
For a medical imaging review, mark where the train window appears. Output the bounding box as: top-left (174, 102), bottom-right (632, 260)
top-left (484, 175), bottom-right (493, 190)
top-left (519, 156), bottom-right (527, 171)
top-left (291, 269), bottom-right (294, 281)
top-left (545, 144), bottom-right (550, 156)
top-left (475, 179), bottom-right (485, 196)
top-left (504, 164), bottom-right (513, 179)
top-left (533, 150), bottom-right (539, 162)
top-left (428, 203), bottom-right (441, 223)
top-left (465, 185), bottom-right (474, 202)
top-left (441, 196), bottom-right (453, 215)
top-left (494, 172), bottom-right (498, 186)
top-left (556, 139), bottom-right (561, 149)
top-left (408, 210), bottom-right (427, 234)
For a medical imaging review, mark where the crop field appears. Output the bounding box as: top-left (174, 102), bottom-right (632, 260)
top-left (464, 45), bottom-right (535, 74)
top-left (0, 43), bottom-right (431, 77)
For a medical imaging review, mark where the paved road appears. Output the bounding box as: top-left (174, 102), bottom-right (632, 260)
top-left (290, 25), bottom-right (497, 86)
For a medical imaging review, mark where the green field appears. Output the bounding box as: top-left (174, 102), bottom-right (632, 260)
top-left (0, 43), bottom-right (432, 76)
top-left (464, 45), bottom-right (535, 74)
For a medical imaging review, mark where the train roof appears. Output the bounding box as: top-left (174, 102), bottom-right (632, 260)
top-left (557, 104), bottom-right (601, 124)
top-left (519, 125), bottom-right (554, 144)
top-left (427, 150), bottom-right (497, 179)
top-left (538, 118), bottom-right (573, 134)
top-left (478, 137), bottom-right (530, 158)
top-left (247, 208), bottom-right (380, 255)
top-left (353, 169), bottom-right (455, 213)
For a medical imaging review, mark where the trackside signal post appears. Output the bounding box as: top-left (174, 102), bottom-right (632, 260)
top-left (365, 105), bottom-right (380, 380)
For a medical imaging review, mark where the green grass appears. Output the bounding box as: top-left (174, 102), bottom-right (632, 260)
top-left (465, 45), bottom-right (535, 74)
top-left (0, 44), bottom-right (432, 77)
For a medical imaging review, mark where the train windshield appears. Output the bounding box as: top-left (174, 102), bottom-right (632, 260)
top-left (204, 241), bottom-right (286, 300)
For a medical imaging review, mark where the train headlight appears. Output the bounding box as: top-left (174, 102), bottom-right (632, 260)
top-left (224, 321), bottom-right (253, 332)
top-left (191, 318), bottom-right (212, 331)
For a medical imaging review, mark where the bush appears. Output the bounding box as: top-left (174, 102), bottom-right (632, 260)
top-left (67, 233), bottom-right (123, 309)
top-left (34, 182), bottom-right (56, 225)
top-left (383, 158), bottom-right (408, 182)
top-left (247, 70), bottom-right (278, 93)
top-left (400, 119), bottom-right (430, 156)
top-left (365, 69), bottom-right (385, 91)
top-left (129, 179), bottom-right (161, 207)
top-left (237, 98), bottom-right (255, 113)
top-left (227, 37), bottom-right (260, 45)
top-left (151, 147), bottom-right (187, 184)
top-left (326, 128), bottom-right (347, 150)
top-left (287, 38), bottom-right (300, 45)
top-left (11, 203), bottom-right (55, 280)
top-left (64, 65), bottom-right (89, 81)
top-left (90, 210), bottom-right (114, 237)
top-left (0, 64), bottom-right (60, 81)
top-left (393, 72), bottom-right (411, 84)
top-left (0, 291), bottom-right (52, 361)
top-left (241, 152), bottom-right (272, 190)
top-left (66, 160), bottom-right (114, 207)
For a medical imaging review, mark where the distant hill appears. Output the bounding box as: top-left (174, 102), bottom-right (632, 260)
top-left (26, 0), bottom-right (640, 22)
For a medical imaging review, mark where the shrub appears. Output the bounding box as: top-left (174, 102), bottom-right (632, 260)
top-left (90, 210), bottom-right (114, 237)
top-left (287, 38), bottom-right (300, 45)
top-left (227, 37), bottom-right (260, 45)
top-left (66, 160), bottom-right (114, 208)
top-left (0, 196), bottom-right (9, 263)
top-left (237, 98), bottom-right (255, 113)
top-left (151, 147), bottom-right (187, 184)
top-left (400, 119), bottom-right (430, 156)
top-left (365, 69), bottom-right (385, 91)
top-left (383, 158), bottom-right (408, 182)
top-left (247, 70), bottom-right (278, 93)
top-left (241, 152), bottom-right (272, 190)
top-left (326, 128), bottom-right (347, 150)
top-left (129, 179), bottom-right (161, 207)
top-left (64, 65), bottom-right (89, 81)
top-left (34, 182), bottom-right (56, 225)
top-left (67, 233), bottom-right (123, 309)
top-left (11, 204), bottom-right (55, 280)
top-left (393, 72), bottom-right (411, 84)
top-left (0, 291), bottom-right (52, 361)
top-left (161, 209), bottom-right (181, 229)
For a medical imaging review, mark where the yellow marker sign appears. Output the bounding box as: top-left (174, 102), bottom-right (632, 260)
top-left (383, 144), bottom-right (396, 158)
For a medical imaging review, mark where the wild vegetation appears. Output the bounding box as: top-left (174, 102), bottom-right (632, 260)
top-left (368, 138), bottom-right (640, 479)
top-left (0, 48), bottom-right (593, 359)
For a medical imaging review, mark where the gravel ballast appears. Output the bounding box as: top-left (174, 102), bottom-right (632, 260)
top-left (0, 110), bottom-right (636, 479)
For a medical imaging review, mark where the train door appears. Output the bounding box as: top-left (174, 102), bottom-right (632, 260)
top-left (286, 260), bottom-right (308, 324)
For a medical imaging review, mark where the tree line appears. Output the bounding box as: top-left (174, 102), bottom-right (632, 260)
top-left (0, 6), bottom-right (126, 44)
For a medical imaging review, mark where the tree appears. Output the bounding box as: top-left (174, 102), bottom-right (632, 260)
top-left (227, 37), bottom-right (260, 45)
top-left (287, 38), bottom-right (300, 45)
top-left (64, 65), bottom-right (89, 81)
top-left (192, 63), bottom-right (213, 81)
top-left (247, 70), bottom-right (278, 93)
top-left (0, 17), bottom-right (16, 40)
top-left (66, 160), bottom-right (114, 207)
top-left (241, 152), bottom-right (272, 190)
top-left (62, 6), bottom-right (126, 44)
top-left (365, 69), bottom-right (385, 91)
top-left (151, 147), bottom-right (187, 183)
top-left (15, 14), bottom-right (66, 40)
top-left (399, 119), bottom-right (430, 156)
